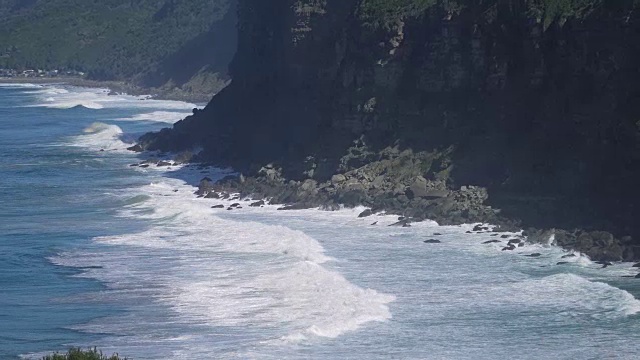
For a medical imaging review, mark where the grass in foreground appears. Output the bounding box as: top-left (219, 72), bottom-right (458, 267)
top-left (41, 348), bottom-right (126, 360)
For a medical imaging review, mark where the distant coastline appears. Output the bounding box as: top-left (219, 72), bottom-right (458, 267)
top-left (0, 76), bottom-right (214, 104)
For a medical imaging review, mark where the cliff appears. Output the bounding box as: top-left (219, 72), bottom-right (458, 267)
top-left (140, 0), bottom-right (640, 260)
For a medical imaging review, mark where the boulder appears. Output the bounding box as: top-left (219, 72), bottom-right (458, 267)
top-left (424, 239), bottom-right (441, 244)
top-left (331, 174), bottom-right (347, 185)
top-left (525, 253), bottom-right (542, 257)
top-left (407, 176), bottom-right (428, 198)
top-left (561, 254), bottom-right (577, 259)
top-left (483, 240), bottom-right (501, 244)
top-left (211, 205), bottom-right (225, 209)
top-left (502, 245), bottom-right (516, 251)
top-left (389, 219), bottom-right (410, 227)
top-left (300, 179), bottom-right (318, 192)
top-left (250, 200), bottom-right (265, 207)
top-left (127, 144), bottom-right (144, 152)
top-left (423, 189), bottom-right (450, 199)
top-left (557, 261), bottom-right (569, 265)
top-left (632, 262), bottom-right (640, 268)
top-left (507, 239), bottom-right (522, 245)
top-left (358, 209), bottom-right (374, 218)
top-left (205, 192), bottom-right (221, 199)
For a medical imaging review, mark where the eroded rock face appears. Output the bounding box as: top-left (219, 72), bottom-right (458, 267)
top-left (139, 0), bottom-right (640, 259)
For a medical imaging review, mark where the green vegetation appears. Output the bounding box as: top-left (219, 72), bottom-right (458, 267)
top-left (358, 0), bottom-right (614, 30)
top-left (528, 0), bottom-right (603, 28)
top-left (0, 0), bottom-right (235, 91)
top-left (41, 348), bottom-right (126, 360)
top-left (358, 0), bottom-right (437, 28)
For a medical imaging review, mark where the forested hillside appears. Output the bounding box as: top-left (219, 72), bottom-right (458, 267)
top-left (0, 0), bottom-right (237, 96)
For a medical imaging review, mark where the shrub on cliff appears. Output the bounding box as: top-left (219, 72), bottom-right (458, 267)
top-left (41, 348), bottom-right (126, 360)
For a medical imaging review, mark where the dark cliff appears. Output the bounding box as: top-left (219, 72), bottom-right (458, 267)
top-left (142, 0), bottom-right (640, 255)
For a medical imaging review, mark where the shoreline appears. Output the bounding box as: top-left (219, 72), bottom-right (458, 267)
top-left (0, 77), bottom-right (213, 104)
top-left (129, 152), bottom-right (640, 267)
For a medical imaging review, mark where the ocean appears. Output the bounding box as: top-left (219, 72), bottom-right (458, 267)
top-left (1, 83), bottom-right (640, 359)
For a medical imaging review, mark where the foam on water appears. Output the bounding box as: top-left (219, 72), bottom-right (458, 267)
top-left (116, 111), bottom-right (192, 124)
top-left (52, 175), bottom-right (395, 348)
top-left (21, 84), bottom-right (197, 110)
top-left (66, 122), bottom-right (131, 152)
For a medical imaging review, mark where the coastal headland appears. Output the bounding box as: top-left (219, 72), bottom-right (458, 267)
top-left (131, 0), bottom-right (640, 263)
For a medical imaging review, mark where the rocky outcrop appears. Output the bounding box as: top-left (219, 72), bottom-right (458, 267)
top-left (138, 0), bottom-right (640, 261)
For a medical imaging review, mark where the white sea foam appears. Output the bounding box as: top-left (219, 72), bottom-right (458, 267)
top-left (66, 122), bottom-right (131, 151)
top-left (116, 111), bottom-right (192, 124)
top-left (53, 176), bottom-right (395, 345)
top-left (493, 273), bottom-right (640, 319)
top-left (24, 84), bottom-right (197, 110)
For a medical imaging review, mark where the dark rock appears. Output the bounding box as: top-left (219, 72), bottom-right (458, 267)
top-left (227, 207), bottom-right (233, 211)
top-left (433, 233), bottom-right (443, 236)
top-left (205, 192), bottom-right (221, 199)
top-left (525, 253), bottom-right (542, 257)
top-left (483, 240), bottom-right (501, 244)
top-left (278, 203), bottom-right (314, 210)
top-left (157, 161), bottom-right (172, 167)
top-left (502, 245), bottom-right (516, 251)
top-left (507, 239), bottom-right (521, 245)
top-left (371, 221), bottom-right (378, 225)
top-left (636, 273), bottom-right (640, 279)
top-left (632, 262), bottom-right (640, 268)
top-left (389, 219), bottom-right (410, 227)
top-left (473, 224), bottom-right (483, 232)
top-left (466, 231), bottom-right (472, 234)
top-left (139, 164), bottom-right (149, 168)
top-left (127, 144), bottom-right (143, 152)
top-left (500, 235), bottom-right (509, 239)
top-left (358, 209), bottom-right (374, 218)
top-left (518, 242), bottom-right (524, 247)
top-left (211, 205), bottom-right (225, 209)
top-left (424, 239), bottom-right (441, 244)
top-left (557, 262), bottom-right (569, 265)
top-left (596, 261), bottom-right (613, 268)
top-left (490, 234), bottom-right (499, 236)
top-left (231, 203), bottom-right (241, 208)
top-left (561, 254), bottom-right (577, 259)
top-left (250, 200), bottom-right (266, 207)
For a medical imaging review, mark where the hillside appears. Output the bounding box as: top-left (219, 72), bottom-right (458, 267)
top-left (0, 0), bottom-right (237, 98)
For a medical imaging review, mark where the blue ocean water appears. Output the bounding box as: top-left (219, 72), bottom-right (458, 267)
top-left (1, 83), bottom-right (640, 359)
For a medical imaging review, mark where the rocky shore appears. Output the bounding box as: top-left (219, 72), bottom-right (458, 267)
top-left (130, 147), bottom-right (640, 265)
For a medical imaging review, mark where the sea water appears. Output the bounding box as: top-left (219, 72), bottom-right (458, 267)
top-left (1, 84), bottom-right (640, 359)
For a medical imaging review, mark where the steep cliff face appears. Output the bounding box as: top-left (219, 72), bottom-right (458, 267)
top-left (150, 0), bottom-right (640, 242)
